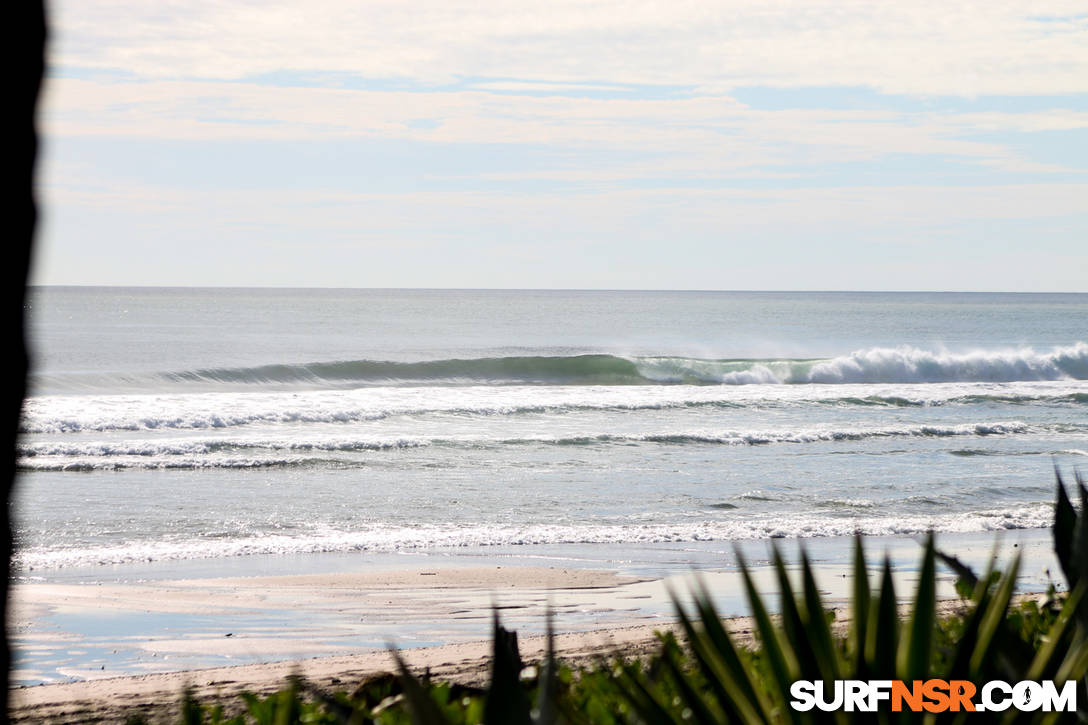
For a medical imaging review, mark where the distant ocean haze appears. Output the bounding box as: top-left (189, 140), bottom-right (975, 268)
top-left (15, 288), bottom-right (1088, 573)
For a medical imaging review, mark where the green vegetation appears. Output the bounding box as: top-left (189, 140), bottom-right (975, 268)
top-left (149, 470), bottom-right (1088, 724)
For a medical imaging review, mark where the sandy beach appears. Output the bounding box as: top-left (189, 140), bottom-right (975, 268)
top-left (9, 564), bottom-right (668, 722)
top-left (9, 530), bottom-right (1061, 723)
top-left (9, 616), bottom-right (682, 723)
top-left (9, 580), bottom-right (989, 724)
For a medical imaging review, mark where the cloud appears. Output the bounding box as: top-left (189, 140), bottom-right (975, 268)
top-left (41, 77), bottom-right (1088, 187)
top-left (35, 1), bottom-right (1088, 290)
top-left (52, 1), bottom-right (1088, 96)
top-left (31, 78), bottom-right (1035, 151)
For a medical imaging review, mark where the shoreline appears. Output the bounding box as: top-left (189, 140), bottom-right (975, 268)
top-left (9, 529), bottom-right (1061, 721)
top-left (7, 619), bottom-right (683, 723)
top-left (13, 597), bottom-right (1002, 724)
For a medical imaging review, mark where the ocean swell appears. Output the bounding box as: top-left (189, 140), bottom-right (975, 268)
top-left (174, 343), bottom-right (1088, 387)
top-left (33, 343), bottom-right (1088, 392)
top-left (169, 354), bottom-right (646, 386)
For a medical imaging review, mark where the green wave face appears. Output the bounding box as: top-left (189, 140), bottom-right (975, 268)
top-left (157, 343), bottom-right (1088, 387)
top-left (170, 354), bottom-right (651, 386)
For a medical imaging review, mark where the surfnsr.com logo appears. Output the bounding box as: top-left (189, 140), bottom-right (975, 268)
top-left (789, 680), bottom-right (1077, 713)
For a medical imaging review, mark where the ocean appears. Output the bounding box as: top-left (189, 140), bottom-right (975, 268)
top-left (14, 287), bottom-right (1088, 577)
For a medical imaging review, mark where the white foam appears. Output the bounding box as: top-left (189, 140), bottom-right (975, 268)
top-left (19, 380), bottom-right (1088, 434)
top-left (632, 343), bottom-right (1088, 385)
top-left (15, 506), bottom-right (1055, 570)
top-left (15, 420), bottom-right (1039, 470)
top-left (804, 343), bottom-right (1088, 384)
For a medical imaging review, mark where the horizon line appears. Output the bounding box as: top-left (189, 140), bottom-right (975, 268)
top-left (26, 284), bottom-right (1088, 295)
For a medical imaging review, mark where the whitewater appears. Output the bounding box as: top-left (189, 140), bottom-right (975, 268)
top-left (14, 288), bottom-right (1088, 574)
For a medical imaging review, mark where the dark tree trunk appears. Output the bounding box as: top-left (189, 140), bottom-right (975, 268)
top-left (7, 0), bottom-right (46, 713)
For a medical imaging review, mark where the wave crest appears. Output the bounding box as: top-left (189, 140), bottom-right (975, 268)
top-left (33, 343), bottom-right (1088, 392)
top-left (637, 343), bottom-right (1088, 385)
top-left (17, 421), bottom-right (1039, 470)
top-left (804, 343), bottom-right (1088, 384)
top-left (15, 507), bottom-right (1054, 570)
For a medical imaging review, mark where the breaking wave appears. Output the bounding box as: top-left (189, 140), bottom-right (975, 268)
top-left (14, 506), bottom-right (1054, 570)
top-left (20, 382), bottom-right (1086, 434)
top-left (33, 343), bottom-right (1088, 391)
top-left (17, 421), bottom-right (1037, 470)
top-left (636, 343), bottom-right (1088, 385)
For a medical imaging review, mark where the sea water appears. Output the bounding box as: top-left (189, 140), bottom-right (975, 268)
top-left (14, 288), bottom-right (1088, 576)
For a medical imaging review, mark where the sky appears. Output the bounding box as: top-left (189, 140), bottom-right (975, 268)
top-left (35, 1), bottom-right (1088, 291)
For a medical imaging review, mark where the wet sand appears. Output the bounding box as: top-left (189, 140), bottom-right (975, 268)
top-left (9, 530), bottom-right (1059, 723)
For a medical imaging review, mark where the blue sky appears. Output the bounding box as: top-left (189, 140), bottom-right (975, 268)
top-left (36, 1), bottom-right (1088, 290)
